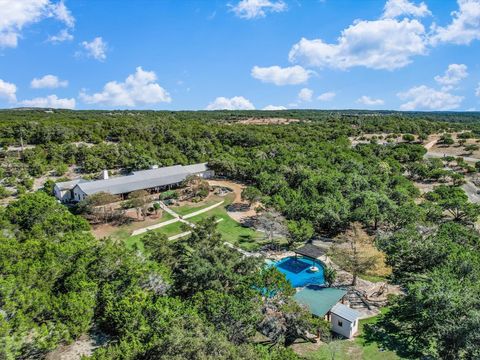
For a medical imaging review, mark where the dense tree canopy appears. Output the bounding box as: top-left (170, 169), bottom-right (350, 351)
top-left (2, 110), bottom-right (480, 359)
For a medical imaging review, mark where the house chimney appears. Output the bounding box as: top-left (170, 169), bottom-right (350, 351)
top-left (102, 170), bottom-right (109, 180)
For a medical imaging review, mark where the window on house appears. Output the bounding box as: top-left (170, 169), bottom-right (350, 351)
top-left (338, 320), bottom-right (343, 327)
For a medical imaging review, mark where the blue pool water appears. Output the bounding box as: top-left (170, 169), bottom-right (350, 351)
top-left (272, 256), bottom-right (325, 288)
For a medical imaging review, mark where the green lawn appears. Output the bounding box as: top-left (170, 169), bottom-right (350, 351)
top-left (124, 220), bottom-right (190, 249)
top-left (303, 309), bottom-right (402, 360)
top-left (188, 205), bottom-right (266, 251)
top-left (122, 194), bottom-right (267, 252)
top-left (170, 193), bottom-right (234, 216)
top-left (104, 211), bottom-right (175, 243)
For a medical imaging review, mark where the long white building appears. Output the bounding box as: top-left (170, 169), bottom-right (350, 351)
top-left (54, 163), bottom-right (213, 203)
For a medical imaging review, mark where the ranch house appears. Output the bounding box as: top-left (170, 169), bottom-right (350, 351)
top-left (54, 163), bottom-right (214, 203)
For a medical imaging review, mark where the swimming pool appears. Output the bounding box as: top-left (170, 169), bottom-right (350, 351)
top-left (272, 256), bottom-right (325, 288)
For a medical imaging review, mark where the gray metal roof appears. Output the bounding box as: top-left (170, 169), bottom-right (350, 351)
top-left (330, 303), bottom-right (361, 322)
top-left (294, 244), bottom-right (325, 259)
top-left (55, 178), bottom-right (87, 191)
top-left (74, 163), bottom-right (209, 196)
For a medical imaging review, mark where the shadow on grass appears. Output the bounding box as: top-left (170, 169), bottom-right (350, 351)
top-left (362, 320), bottom-right (422, 359)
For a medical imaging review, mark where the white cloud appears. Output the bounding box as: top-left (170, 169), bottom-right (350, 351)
top-left (206, 96), bottom-right (255, 110)
top-left (434, 64), bottom-right (468, 90)
top-left (0, 0), bottom-right (74, 48)
top-left (356, 96), bottom-right (385, 106)
top-left (20, 94), bottom-right (75, 109)
top-left (50, 0), bottom-right (74, 27)
top-left (382, 0), bottom-right (431, 19)
top-left (476, 83), bottom-right (480, 97)
top-left (263, 105), bottom-right (287, 110)
top-left (80, 37), bottom-right (107, 61)
top-left (230, 0), bottom-right (286, 19)
top-left (317, 91), bottom-right (336, 101)
top-left (298, 88), bottom-right (313, 102)
top-left (398, 85), bottom-right (463, 110)
top-left (31, 74), bottom-right (68, 89)
top-left (251, 65), bottom-right (312, 85)
top-left (289, 18), bottom-right (427, 70)
top-left (0, 79), bottom-right (17, 102)
top-left (430, 0), bottom-right (480, 45)
top-left (80, 67), bottom-right (171, 107)
top-left (47, 28), bottom-right (73, 43)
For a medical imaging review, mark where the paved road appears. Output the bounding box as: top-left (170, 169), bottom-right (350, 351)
top-left (462, 180), bottom-right (480, 204)
top-left (425, 151), bottom-right (480, 163)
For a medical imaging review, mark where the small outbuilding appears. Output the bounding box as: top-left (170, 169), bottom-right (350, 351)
top-left (328, 303), bottom-right (361, 339)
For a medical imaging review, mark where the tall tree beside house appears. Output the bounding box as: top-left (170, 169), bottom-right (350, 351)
top-left (330, 223), bottom-right (379, 286)
top-left (128, 189), bottom-right (149, 220)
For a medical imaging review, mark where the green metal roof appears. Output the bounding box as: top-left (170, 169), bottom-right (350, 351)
top-left (294, 286), bottom-right (347, 317)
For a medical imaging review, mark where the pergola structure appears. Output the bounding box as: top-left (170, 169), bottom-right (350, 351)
top-left (294, 243), bottom-right (325, 260)
top-left (294, 243), bottom-right (326, 269)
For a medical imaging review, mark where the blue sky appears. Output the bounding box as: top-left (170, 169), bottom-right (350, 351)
top-left (0, 0), bottom-right (479, 111)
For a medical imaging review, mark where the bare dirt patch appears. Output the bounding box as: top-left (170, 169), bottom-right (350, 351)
top-left (428, 133), bottom-right (480, 160)
top-left (207, 179), bottom-right (259, 222)
top-left (91, 209), bottom-right (165, 240)
top-left (46, 334), bottom-right (99, 360)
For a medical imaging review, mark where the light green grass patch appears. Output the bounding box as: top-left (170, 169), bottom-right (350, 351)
top-left (188, 205), bottom-right (265, 251)
top-left (302, 308), bottom-right (402, 360)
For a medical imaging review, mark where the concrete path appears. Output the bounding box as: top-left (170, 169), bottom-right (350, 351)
top-left (159, 201), bottom-right (181, 218)
top-left (131, 200), bottom-right (226, 238)
top-left (183, 200), bottom-right (224, 219)
top-left (167, 218), bottom-right (224, 240)
top-left (131, 218), bottom-right (180, 236)
top-left (223, 241), bottom-right (262, 257)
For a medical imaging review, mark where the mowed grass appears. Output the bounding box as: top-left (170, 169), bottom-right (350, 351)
top-left (124, 221), bottom-right (190, 249)
top-left (188, 205), bottom-right (266, 251)
top-left (122, 193), bottom-right (265, 252)
top-left (170, 193), bottom-right (234, 216)
top-left (99, 211), bottom-right (175, 243)
top-left (302, 309), bottom-right (401, 360)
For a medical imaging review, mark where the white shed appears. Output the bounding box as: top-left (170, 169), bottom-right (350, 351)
top-left (329, 303), bottom-right (360, 339)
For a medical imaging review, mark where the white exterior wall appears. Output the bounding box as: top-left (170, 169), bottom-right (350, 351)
top-left (54, 185), bottom-right (72, 202)
top-left (331, 313), bottom-right (358, 339)
top-left (72, 186), bottom-right (88, 202)
top-left (195, 170), bottom-right (215, 179)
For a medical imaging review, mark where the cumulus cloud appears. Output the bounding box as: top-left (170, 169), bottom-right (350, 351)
top-left (47, 28), bottom-right (73, 43)
top-left (430, 0), bottom-right (480, 45)
top-left (0, 79), bottom-right (17, 102)
top-left (80, 37), bottom-right (107, 61)
top-left (398, 85), bottom-right (463, 110)
top-left (318, 91), bottom-right (336, 101)
top-left (0, 0), bottom-right (74, 48)
top-left (251, 65), bottom-right (312, 85)
top-left (80, 67), bottom-right (171, 107)
top-left (263, 105), bottom-right (287, 110)
top-left (356, 96), bottom-right (385, 106)
top-left (206, 96), bottom-right (255, 110)
top-left (20, 94), bottom-right (75, 109)
top-left (31, 74), bottom-right (68, 89)
top-left (382, 0), bottom-right (431, 19)
top-left (230, 0), bottom-right (286, 19)
top-left (289, 18), bottom-right (427, 71)
top-left (298, 88), bottom-right (313, 102)
top-left (434, 64), bottom-right (468, 90)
